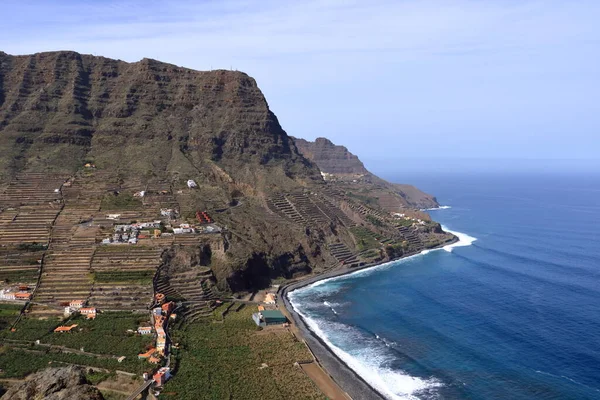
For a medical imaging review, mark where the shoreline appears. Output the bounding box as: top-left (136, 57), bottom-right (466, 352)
top-left (280, 236), bottom-right (459, 400)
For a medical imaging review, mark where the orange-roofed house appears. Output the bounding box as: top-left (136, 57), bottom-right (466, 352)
top-left (54, 324), bottom-right (78, 333)
top-left (153, 367), bottom-right (171, 386)
top-left (264, 293), bottom-right (276, 305)
top-left (154, 315), bottom-right (166, 330)
top-left (138, 347), bottom-right (156, 359)
top-left (155, 293), bottom-right (166, 304)
top-left (14, 292), bottom-right (31, 300)
top-left (149, 355), bottom-right (161, 364)
top-left (161, 302), bottom-right (174, 314)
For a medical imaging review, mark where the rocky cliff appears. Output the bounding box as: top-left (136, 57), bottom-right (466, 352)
top-left (294, 137), bottom-right (369, 175)
top-left (293, 137), bottom-right (439, 209)
top-left (1, 366), bottom-right (104, 400)
top-left (0, 51), bottom-right (450, 294)
top-left (0, 51), bottom-right (318, 187)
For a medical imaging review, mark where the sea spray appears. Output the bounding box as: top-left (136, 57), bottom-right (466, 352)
top-left (289, 292), bottom-right (442, 400)
top-left (441, 226), bottom-right (477, 252)
top-left (288, 224), bottom-right (477, 399)
top-left (421, 205), bottom-right (452, 211)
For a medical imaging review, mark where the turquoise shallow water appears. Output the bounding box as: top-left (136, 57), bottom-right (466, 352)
top-left (289, 173), bottom-right (600, 400)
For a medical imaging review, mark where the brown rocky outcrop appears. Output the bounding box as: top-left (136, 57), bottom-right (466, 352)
top-left (0, 51), bottom-right (447, 292)
top-left (293, 137), bottom-right (439, 209)
top-left (1, 366), bottom-right (103, 400)
top-left (0, 51), bottom-right (319, 187)
top-left (294, 137), bottom-right (369, 175)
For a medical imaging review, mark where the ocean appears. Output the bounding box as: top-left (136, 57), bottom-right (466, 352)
top-left (289, 173), bottom-right (600, 400)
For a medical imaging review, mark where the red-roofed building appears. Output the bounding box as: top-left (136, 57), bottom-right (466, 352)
top-left (54, 324), bottom-right (78, 333)
top-left (14, 292), bottom-right (31, 300)
top-left (161, 302), bottom-right (174, 314)
top-left (138, 347), bottom-right (156, 359)
top-left (80, 307), bottom-right (97, 319)
top-left (153, 367), bottom-right (171, 386)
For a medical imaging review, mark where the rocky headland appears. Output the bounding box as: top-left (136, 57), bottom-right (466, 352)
top-left (0, 50), bottom-right (452, 295)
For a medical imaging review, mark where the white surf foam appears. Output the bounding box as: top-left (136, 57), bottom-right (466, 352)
top-left (323, 301), bottom-right (338, 315)
top-left (441, 226), bottom-right (477, 252)
top-left (289, 224), bottom-right (478, 399)
top-left (421, 205), bottom-right (452, 211)
top-left (289, 295), bottom-right (442, 399)
top-left (305, 225), bottom-right (477, 293)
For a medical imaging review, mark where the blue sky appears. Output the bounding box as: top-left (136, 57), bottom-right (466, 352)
top-left (1, 0), bottom-right (599, 172)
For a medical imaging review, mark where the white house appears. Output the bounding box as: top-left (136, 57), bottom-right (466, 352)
top-left (70, 300), bottom-right (85, 309)
top-left (137, 326), bottom-right (153, 335)
top-left (187, 179), bottom-right (197, 188)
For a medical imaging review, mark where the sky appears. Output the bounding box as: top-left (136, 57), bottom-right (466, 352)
top-left (1, 0), bottom-right (599, 173)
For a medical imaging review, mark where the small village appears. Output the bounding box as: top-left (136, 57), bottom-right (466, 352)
top-left (0, 165), bottom-right (444, 399)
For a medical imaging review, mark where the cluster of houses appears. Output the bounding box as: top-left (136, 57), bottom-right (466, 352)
top-left (138, 293), bottom-right (175, 364)
top-left (64, 299), bottom-right (97, 319)
top-left (252, 290), bottom-right (288, 327)
top-left (392, 213), bottom-right (427, 226)
top-left (101, 216), bottom-right (220, 245)
top-left (160, 208), bottom-right (177, 219)
top-left (102, 220), bottom-right (162, 245)
top-left (0, 285), bottom-right (32, 301)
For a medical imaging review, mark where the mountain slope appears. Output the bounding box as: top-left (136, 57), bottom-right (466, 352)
top-left (0, 51), bottom-right (452, 294)
top-left (293, 136), bottom-right (439, 209)
top-left (0, 51), bottom-right (318, 187)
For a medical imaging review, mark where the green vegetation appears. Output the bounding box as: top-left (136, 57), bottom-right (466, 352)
top-left (0, 346), bottom-right (138, 378)
top-left (350, 227), bottom-right (380, 251)
top-left (85, 370), bottom-right (117, 385)
top-left (395, 218), bottom-right (414, 227)
top-left (211, 301), bottom-right (232, 322)
top-left (17, 243), bottom-right (48, 251)
top-left (0, 316), bottom-right (60, 341)
top-left (0, 312), bottom-right (156, 378)
top-left (162, 307), bottom-right (324, 400)
top-left (346, 191), bottom-right (379, 207)
top-left (360, 249), bottom-right (380, 260)
top-left (101, 193), bottom-right (142, 210)
top-left (93, 270), bottom-right (155, 285)
top-left (0, 304), bottom-right (23, 331)
top-left (366, 215), bottom-right (383, 227)
top-left (38, 313), bottom-right (153, 358)
top-left (385, 242), bottom-right (407, 259)
top-left (0, 269), bottom-right (40, 283)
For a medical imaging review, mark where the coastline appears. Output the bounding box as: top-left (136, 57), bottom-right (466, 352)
top-left (280, 236), bottom-right (459, 400)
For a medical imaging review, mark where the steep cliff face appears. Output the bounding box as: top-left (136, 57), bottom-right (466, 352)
top-left (0, 51), bottom-right (320, 187)
top-left (294, 137), bottom-right (368, 175)
top-left (0, 51), bottom-right (449, 293)
top-left (293, 137), bottom-right (439, 209)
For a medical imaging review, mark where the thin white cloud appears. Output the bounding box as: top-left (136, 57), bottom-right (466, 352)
top-left (1, 0), bottom-right (599, 160)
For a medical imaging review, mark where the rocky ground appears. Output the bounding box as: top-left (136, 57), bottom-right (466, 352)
top-left (1, 366), bottom-right (103, 400)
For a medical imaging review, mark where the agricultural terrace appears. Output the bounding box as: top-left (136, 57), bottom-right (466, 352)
top-left (162, 306), bottom-right (325, 400)
top-left (0, 303), bottom-right (22, 331)
top-left (0, 312), bottom-right (155, 378)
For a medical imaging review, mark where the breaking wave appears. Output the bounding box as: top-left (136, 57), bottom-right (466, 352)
top-left (289, 293), bottom-right (443, 399)
top-left (323, 301), bottom-right (338, 315)
top-left (289, 225), bottom-right (477, 399)
top-left (442, 226), bottom-right (477, 252)
top-left (421, 205), bottom-right (452, 211)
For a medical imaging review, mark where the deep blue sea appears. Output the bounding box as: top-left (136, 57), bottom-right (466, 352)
top-left (290, 173), bottom-right (600, 400)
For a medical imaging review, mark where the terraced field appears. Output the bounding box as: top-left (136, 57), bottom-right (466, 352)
top-left (89, 247), bottom-right (163, 311)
